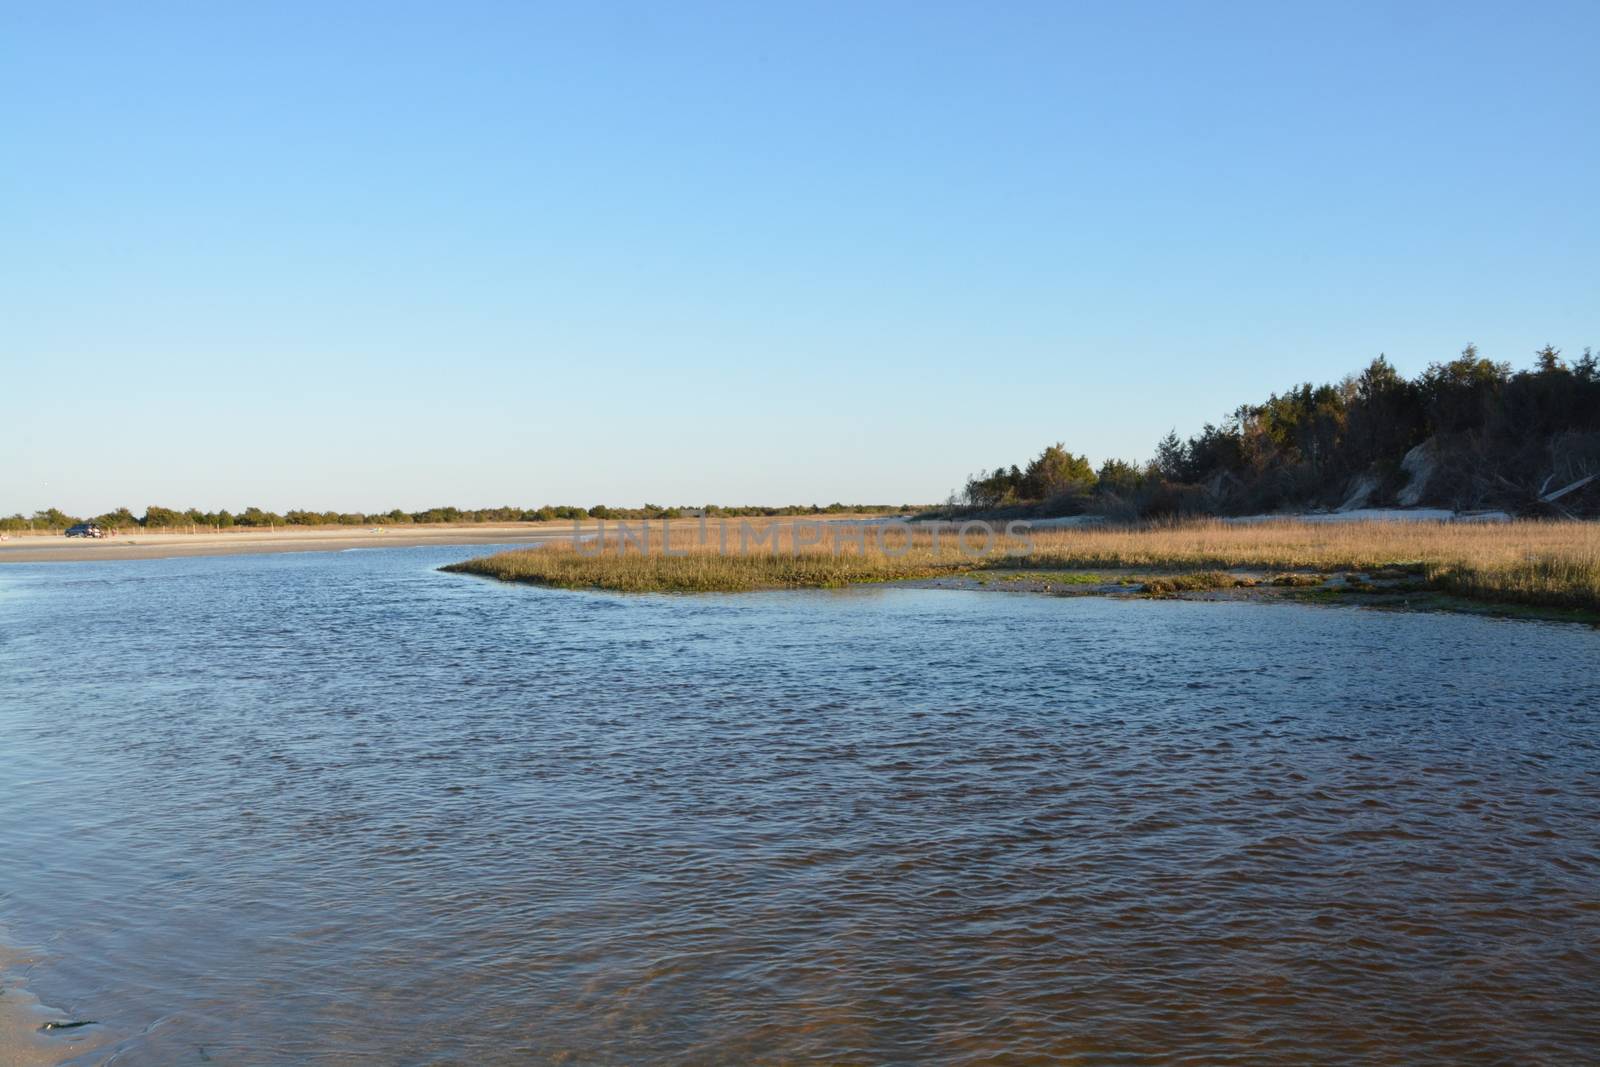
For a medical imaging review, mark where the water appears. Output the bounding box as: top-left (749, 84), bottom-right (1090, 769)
top-left (2, 546), bottom-right (1598, 1065)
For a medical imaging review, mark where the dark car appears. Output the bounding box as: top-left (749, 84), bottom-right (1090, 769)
top-left (65, 523), bottom-right (106, 539)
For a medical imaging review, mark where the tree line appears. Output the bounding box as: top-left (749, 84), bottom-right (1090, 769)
top-left (957, 345), bottom-right (1600, 518)
top-left (1, 502), bottom-right (912, 533)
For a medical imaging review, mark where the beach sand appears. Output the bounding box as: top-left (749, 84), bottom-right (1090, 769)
top-left (0, 941), bottom-right (106, 1067)
top-left (0, 517), bottom-right (883, 564)
top-left (0, 523), bottom-right (578, 564)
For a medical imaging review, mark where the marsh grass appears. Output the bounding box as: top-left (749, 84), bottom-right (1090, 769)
top-left (993, 571), bottom-right (1112, 585)
top-left (1426, 553), bottom-right (1600, 612)
top-left (442, 522), bottom-right (1025, 593)
top-left (1267, 573), bottom-right (1329, 587)
top-left (1007, 519), bottom-right (1600, 611)
top-left (447, 517), bottom-right (1600, 612)
top-left (1141, 571), bottom-right (1244, 596)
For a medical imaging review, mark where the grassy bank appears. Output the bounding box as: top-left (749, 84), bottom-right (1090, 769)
top-left (442, 522), bottom-right (1011, 593)
top-left (1012, 519), bottom-right (1600, 612)
top-left (444, 518), bottom-right (1600, 614)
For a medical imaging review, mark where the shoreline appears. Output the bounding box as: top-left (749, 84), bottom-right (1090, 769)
top-left (450, 560), bottom-right (1600, 625)
top-left (0, 939), bottom-right (104, 1067)
top-left (0, 517), bottom-right (896, 565)
top-left (0, 509), bottom-right (1563, 565)
top-left (894, 568), bottom-right (1600, 625)
top-left (0, 524), bottom-right (584, 564)
top-left (443, 519), bottom-right (1600, 620)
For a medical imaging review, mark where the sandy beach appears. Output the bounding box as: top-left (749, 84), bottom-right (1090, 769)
top-left (0, 524), bottom-right (578, 564)
top-left (0, 517), bottom-right (882, 564)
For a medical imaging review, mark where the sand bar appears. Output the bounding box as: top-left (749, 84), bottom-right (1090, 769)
top-left (0, 524), bottom-right (579, 564)
top-left (0, 517), bottom-right (883, 564)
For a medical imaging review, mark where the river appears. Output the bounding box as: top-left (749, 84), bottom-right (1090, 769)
top-left (2, 545), bottom-right (1597, 1064)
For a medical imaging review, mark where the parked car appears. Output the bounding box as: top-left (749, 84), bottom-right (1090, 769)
top-left (65, 523), bottom-right (106, 538)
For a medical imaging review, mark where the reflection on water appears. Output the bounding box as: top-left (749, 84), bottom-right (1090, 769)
top-left (2, 546), bottom-right (1598, 1065)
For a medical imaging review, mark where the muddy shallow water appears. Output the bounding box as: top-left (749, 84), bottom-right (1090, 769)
top-left (2, 545), bottom-right (1598, 1064)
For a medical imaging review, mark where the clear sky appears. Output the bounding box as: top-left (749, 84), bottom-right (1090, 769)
top-left (4, 1), bottom-right (1596, 515)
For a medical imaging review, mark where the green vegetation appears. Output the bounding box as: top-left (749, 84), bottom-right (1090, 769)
top-left (991, 571), bottom-right (1112, 585)
top-left (1140, 571), bottom-right (1242, 596)
top-left (963, 443), bottom-right (1096, 510)
top-left (949, 345), bottom-right (1600, 519)
top-left (1266, 572), bottom-right (1328, 587)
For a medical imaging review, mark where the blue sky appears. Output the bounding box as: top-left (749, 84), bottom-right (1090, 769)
top-left (4, 1), bottom-right (1596, 514)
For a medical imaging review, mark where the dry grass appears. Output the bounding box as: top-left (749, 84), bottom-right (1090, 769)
top-left (443, 521), bottom-right (1019, 593)
top-left (446, 517), bottom-right (1600, 612)
top-left (1014, 518), bottom-right (1588, 571)
top-left (1426, 554), bottom-right (1600, 612)
top-left (1014, 519), bottom-right (1600, 611)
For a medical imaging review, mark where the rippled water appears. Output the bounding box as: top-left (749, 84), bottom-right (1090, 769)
top-left (2, 546), bottom-right (1599, 1065)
